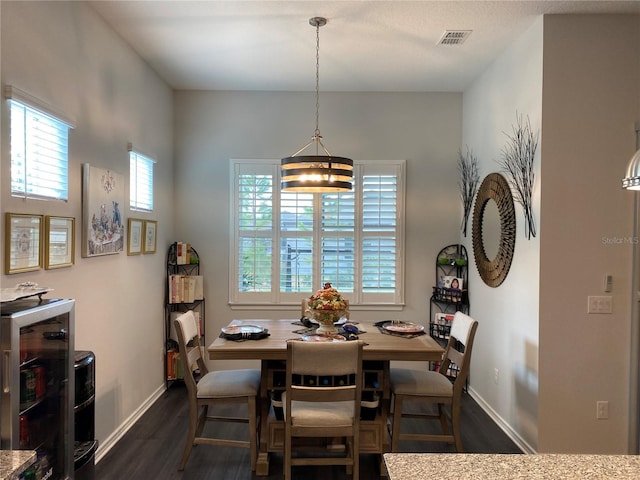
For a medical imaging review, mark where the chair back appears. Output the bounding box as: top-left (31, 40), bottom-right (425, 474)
top-left (441, 311), bottom-right (478, 392)
top-left (174, 310), bottom-right (208, 396)
top-left (286, 339), bottom-right (363, 407)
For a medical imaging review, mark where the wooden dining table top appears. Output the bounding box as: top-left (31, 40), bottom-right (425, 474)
top-left (207, 318), bottom-right (444, 362)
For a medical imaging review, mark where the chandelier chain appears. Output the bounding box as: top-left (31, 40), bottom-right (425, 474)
top-left (315, 20), bottom-right (321, 140)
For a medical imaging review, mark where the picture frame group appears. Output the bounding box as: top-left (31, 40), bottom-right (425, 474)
top-left (5, 212), bottom-right (159, 273)
top-left (5, 213), bottom-right (76, 274)
top-left (127, 218), bottom-right (157, 255)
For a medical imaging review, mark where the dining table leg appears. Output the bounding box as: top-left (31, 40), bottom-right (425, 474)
top-left (256, 360), bottom-right (271, 476)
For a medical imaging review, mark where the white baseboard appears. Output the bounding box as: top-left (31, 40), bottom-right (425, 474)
top-left (95, 384), bottom-right (166, 463)
top-left (467, 386), bottom-right (537, 454)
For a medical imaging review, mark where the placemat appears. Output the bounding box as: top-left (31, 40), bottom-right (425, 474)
top-left (373, 320), bottom-right (426, 339)
top-left (291, 322), bottom-right (362, 341)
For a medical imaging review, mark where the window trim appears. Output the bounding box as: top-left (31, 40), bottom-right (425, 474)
top-left (4, 85), bottom-right (76, 128)
top-left (229, 158), bottom-right (405, 309)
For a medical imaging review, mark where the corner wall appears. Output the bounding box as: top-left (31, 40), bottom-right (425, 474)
top-left (462, 17), bottom-right (543, 452)
top-left (538, 14), bottom-right (640, 453)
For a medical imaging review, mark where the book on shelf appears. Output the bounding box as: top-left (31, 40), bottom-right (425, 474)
top-left (166, 349), bottom-right (177, 379)
top-left (174, 241), bottom-right (192, 265)
top-left (193, 275), bottom-right (204, 300)
top-left (167, 347), bottom-right (202, 380)
top-left (168, 274), bottom-right (204, 303)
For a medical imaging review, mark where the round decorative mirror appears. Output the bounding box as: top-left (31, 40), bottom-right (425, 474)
top-left (471, 173), bottom-right (516, 287)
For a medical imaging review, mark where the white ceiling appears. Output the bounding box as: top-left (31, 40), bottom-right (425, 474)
top-left (88, 1), bottom-right (640, 92)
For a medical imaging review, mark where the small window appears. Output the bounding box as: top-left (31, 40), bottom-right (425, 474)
top-left (129, 148), bottom-right (155, 212)
top-left (9, 96), bottom-right (72, 201)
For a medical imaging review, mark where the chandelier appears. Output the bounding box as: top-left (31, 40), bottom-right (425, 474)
top-left (280, 17), bottom-right (353, 193)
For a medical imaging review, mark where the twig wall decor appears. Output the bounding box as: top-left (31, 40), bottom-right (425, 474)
top-left (458, 147), bottom-right (480, 237)
top-left (497, 113), bottom-right (539, 240)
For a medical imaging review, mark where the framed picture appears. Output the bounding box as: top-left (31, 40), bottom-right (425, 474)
top-left (5, 213), bottom-right (43, 274)
top-left (127, 218), bottom-right (143, 255)
top-left (441, 276), bottom-right (463, 290)
top-left (45, 216), bottom-right (75, 269)
top-left (82, 163), bottom-right (125, 257)
top-left (143, 220), bottom-right (157, 254)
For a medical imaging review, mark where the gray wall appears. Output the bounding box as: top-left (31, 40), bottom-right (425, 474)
top-left (1, 1), bottom-right (174, 457)
top-left (462, 17), bottom-right (543, 452)
top-left (463, 13), bottom-right (640, 454)
top-left (173, 90), bottom-right (463, 370)
top-left (539, 14), bottom-right (640, 453)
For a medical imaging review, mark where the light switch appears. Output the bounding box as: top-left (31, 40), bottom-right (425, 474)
top-left (604, 274), bottom-right (612, 293)
top-left (588, 296), bottom-right (613, 314)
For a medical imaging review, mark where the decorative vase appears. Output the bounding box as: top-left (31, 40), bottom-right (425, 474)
top-left (307, 308), bottom-right (348, 335)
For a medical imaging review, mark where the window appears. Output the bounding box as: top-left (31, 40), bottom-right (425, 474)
top-left (7, 87), bottom-right (73, 201)
top-left (129, 147), bottom-right (155, 211)
top-left (230, 159), bottom-right (405, 306)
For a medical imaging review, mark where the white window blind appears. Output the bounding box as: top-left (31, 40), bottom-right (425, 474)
top-left (129, 148), bottom-right (155, 211)
top-left (8, 93), bottom-right (72, 201)
top-left (230, 159), bottom-right (405, 306)
top-left (238, 171), bottom-right (273, 293)
top-left (362, 175), bottom-right (397, 293)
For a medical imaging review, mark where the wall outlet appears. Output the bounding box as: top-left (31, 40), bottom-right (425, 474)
top-left (587, 296), bottom-right (613, 314)
top-left (596, 400), bottom-right (609, 419)
top-left (494, 368), bottom-right (499, 385)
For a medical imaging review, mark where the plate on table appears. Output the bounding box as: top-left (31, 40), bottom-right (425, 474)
top-left (221, 325), bottom-right (265, 335)
top-left (301, 334), bottom-right (346, 342)
top-left (382, 322), bottom-right (425, 334)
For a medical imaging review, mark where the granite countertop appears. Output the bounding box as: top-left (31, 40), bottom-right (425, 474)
top-left (0, 450), bottom-right (37, 480)
top-left (383, 453), bottom-right (640, 479)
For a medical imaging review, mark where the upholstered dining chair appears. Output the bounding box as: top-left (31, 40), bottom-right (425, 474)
top-left (283, 339), bottom-right (363, 480)
top-left (389, 311), bottom-right (478, 452)
top-left (174, 311), bottom-right (261, 470)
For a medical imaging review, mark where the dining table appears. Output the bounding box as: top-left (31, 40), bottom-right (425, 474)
top-left (208, 318), bottom-right (445, 476)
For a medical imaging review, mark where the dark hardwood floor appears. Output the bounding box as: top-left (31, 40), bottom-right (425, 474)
top-left (95, 383), bottom-right (522, 479)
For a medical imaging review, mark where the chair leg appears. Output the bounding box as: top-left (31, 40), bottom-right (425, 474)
top-left (284, 424), bottom-right (292, 480)
top-left (248, 396), bottom-right (257, 471)
top-left (195, 404), bottom-right (208, 438)
top-left (352, 431), bottom-right (359, 480)
top-left (438, 403), bottom-right (449, 434)
top-left (391, 394), bottom-right (404, 452)
top-left (451, 399), bottom-right (463, 452)
top-left (179, 403), bottom-right (200, 470)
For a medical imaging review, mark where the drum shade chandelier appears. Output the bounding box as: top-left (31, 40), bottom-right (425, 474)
top-left (281, 17), bottom-right (353, 193)
top-left (622, 123), bottom-right (640, 190)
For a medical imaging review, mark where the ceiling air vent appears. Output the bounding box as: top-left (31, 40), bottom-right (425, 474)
top-left (438, 30), bottom-right (472, 45)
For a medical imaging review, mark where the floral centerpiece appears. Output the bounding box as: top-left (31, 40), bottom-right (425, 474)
top-left (306, 283), bottom-right (349, 334)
